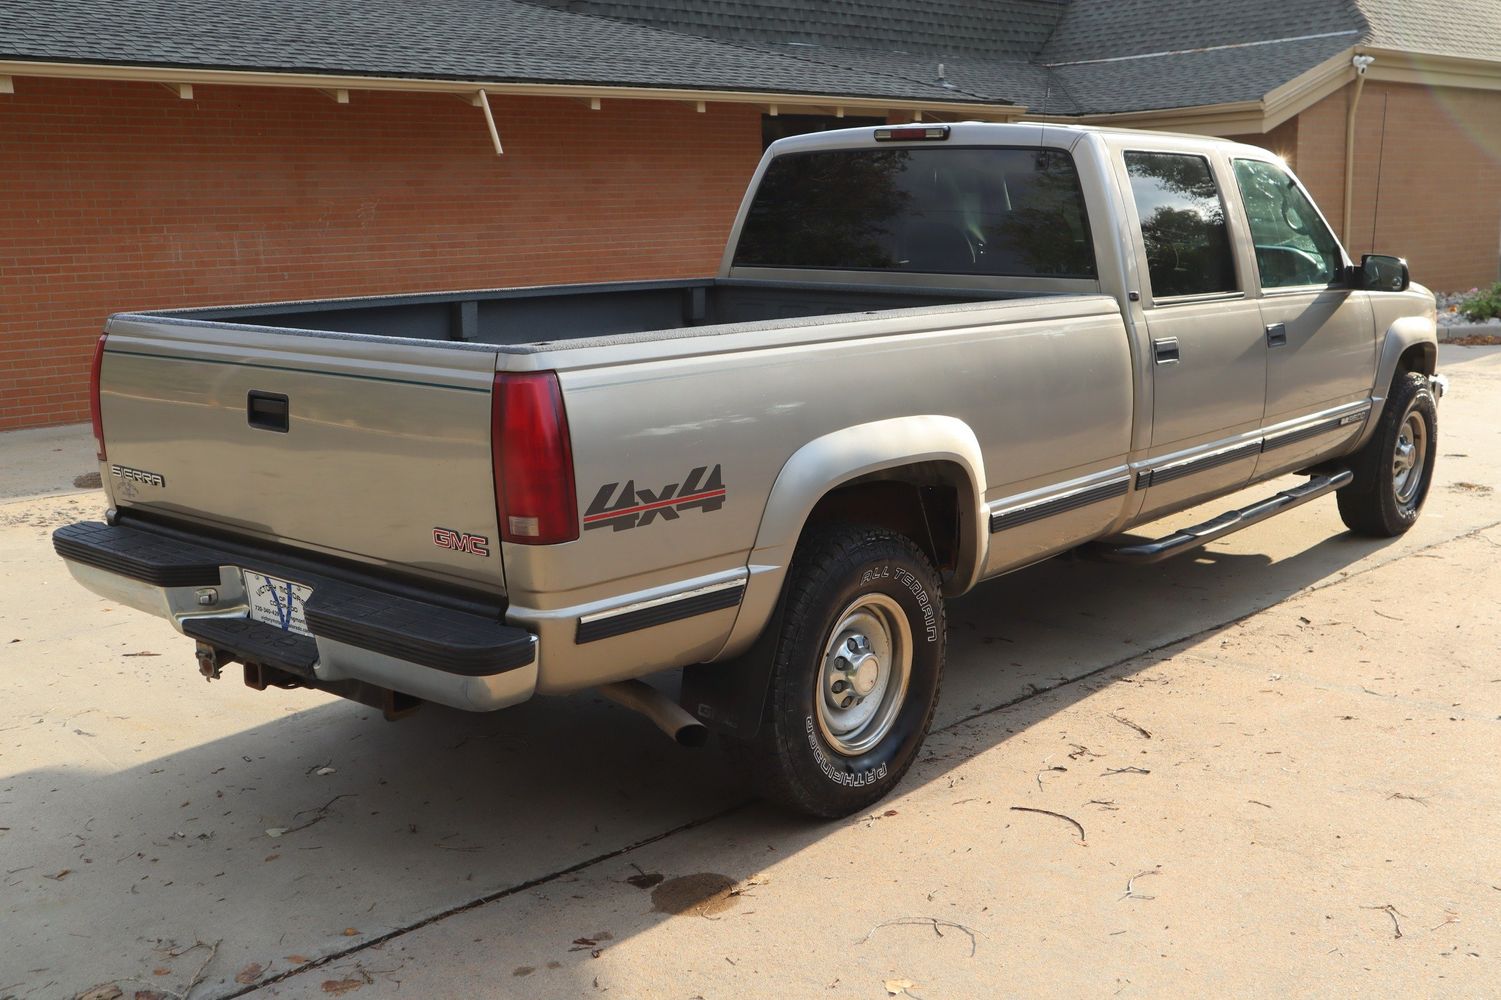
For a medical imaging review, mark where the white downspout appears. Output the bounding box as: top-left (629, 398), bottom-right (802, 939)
top-left (1343, 55), bottom-right (1375, 243)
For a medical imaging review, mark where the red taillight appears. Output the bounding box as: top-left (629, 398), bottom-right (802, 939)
top-left (89, 333), bottom-right (108, 461)
top-left (492, 371), bottom-right (578, 545)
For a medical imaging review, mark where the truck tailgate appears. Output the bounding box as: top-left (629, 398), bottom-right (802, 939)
top-left (97, 314), bottom-right (505, 592)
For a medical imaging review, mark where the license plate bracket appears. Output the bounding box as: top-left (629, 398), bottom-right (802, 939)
top-left (243, 571), bottom-right (314, 637)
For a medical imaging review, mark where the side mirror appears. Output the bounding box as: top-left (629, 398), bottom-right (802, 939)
top-left (1357, 253), bottom-right (1410, 292)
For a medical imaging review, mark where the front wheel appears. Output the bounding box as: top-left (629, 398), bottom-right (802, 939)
top-left (734, 523), bottom-right (945, 819)
top-left (1337, 371), bottom-right (1438, 537)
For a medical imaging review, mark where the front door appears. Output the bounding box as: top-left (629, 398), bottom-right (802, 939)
top-left (1228, 157), bottom-right (1378, 476)
top-left (1120, 149), bottom-right (1268, 521)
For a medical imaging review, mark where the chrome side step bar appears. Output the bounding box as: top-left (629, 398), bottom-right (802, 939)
top-left (1086, 470), bottom-right (1355, 565)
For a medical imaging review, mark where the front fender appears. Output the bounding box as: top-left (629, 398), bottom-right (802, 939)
top-left (1352, 309), bottom-right (1438, 452)
top-left (713, 415), bottom-right (987, 661)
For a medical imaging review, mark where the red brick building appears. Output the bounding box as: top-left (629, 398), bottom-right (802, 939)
top-left (3, 0), bottom-right (1500, 430)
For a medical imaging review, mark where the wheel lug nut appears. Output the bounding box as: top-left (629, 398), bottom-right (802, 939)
top-left (846, 637), bottom-right (859, 653)
top-left (840, 695), bottom-right (855, 709)
top-left (831, 679), bottom-right (848, 693)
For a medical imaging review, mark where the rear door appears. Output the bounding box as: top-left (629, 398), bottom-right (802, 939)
top-left (1227, 157), bottom-right (1376, 476)
top-left (1118, 148), bottom-right (1268, 520)
top-left (97, 314), bottom-right (506, 592)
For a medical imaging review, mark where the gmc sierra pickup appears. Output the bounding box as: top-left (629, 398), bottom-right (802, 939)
top-left (55, 122), bottom-right (1442, 817)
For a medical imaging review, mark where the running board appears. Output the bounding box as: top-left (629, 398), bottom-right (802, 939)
top-left (1086, 470), bottom-right (1354, 565)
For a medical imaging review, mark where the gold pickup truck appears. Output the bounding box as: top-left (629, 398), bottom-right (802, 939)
top-left (54, 123), bottom-right (1441, 817)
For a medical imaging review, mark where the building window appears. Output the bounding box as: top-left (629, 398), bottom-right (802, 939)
top-left (761, 114), bottom-right (886, 149)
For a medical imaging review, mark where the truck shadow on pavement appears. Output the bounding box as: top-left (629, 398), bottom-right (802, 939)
top-left (7, 525), bottom-right (1401, 997)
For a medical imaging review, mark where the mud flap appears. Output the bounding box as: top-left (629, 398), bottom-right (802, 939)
top-left (680, 598), bottom-right (785, 741)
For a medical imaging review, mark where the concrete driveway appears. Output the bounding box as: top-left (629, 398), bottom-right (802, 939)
top-left (3, 345), bottom-right (1499, 1000)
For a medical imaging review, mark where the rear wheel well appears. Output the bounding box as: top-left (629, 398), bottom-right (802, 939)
top-left (803, 463), bottom-right (965, 583)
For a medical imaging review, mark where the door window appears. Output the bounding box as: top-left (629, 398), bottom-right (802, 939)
top-left (1123, 151), bottom-right (1237, 299)
top-left (1232, 158), bottom-right (1342, 288)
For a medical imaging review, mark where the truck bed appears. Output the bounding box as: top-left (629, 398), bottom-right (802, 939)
top-left (146, 278), bottom-right (1045, 347)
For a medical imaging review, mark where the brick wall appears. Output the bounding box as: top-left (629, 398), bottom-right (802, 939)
top-left (0, 78), bottom-right (763, 430)
top-left (1234, 81), bottom-right (1501, 292)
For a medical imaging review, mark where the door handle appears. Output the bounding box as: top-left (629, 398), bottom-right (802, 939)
top-left (247, 391), bottom-right (289, 432)
top-left (1152, 337), bottom-right (1180, 365)
top-left (1266, 323), bottom-right (1288, 348)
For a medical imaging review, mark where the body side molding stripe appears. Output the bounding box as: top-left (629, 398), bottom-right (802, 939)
top-left (989, 476), bottom-right (1130, 533)
top-left (575, 579), bottom-right (746, 644)
top-left (1144, 440), bottom-right (1261, 487)
top-left (1262, 407), bottom-right (1370, 452)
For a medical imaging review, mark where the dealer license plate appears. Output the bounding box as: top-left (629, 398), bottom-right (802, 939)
top-left (243, 571), bottom-right (314, 637)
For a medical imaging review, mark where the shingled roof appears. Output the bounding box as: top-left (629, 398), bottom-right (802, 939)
top-left (0, 0), bottom-right (992, 104)
top-left (531, 0), bottom-right (1069, 58)
top-left (1037, 0), bottom-right (1366, 113)
top-left (2, 0), bottom-right (1499, 116)
top-left (1358, 0), bottom-right (1501, 63)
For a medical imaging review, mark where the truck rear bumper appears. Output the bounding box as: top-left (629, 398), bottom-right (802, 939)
top-left (53, 521), bottom-right (537, 712)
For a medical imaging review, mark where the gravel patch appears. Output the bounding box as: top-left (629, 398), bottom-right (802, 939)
top-left (1436, 289), bottom-right (1501, 334)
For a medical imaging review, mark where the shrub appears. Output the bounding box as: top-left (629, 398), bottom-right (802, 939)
top-left (1459, 282), bottom-right (1501, 321)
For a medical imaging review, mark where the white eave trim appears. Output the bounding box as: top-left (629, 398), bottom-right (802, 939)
top-left (1359, 46), bottom-right (1501, 93)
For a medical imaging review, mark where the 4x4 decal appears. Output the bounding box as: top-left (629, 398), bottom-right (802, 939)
top-left (584, 464), bottom-right (725, 532)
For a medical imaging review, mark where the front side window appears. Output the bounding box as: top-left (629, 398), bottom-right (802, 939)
top-left (1232, 158), bottom-right (1342, 288)
top-left (731, 146), bottom-right (1096, 279)
top-left (1123, 151), bottom-right (1237, 299)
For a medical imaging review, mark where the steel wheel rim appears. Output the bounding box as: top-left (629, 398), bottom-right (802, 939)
top-left (815, 593), bottom-right (912, 757)
top-left (1392, 407), bottom-right (1428, 506)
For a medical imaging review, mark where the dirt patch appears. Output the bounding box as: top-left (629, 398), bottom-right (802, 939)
top-left (1446, 333), bottom-right (1501, 346)
top-left (0, 494), bottom-right (104, 531)
top-left (650, 873), bottom-right (740, 917)
top-left (73, 471), bottom-right (103, 489)
top-left (1448, 481), bottom-right (1494, 495)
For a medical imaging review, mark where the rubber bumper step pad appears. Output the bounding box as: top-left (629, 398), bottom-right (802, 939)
top-left (53, 520), bottom-right (222, 588)
top-left (306, 587), bottom-right (534, 676)
top-left (182, 617), bottom-right (318, 676)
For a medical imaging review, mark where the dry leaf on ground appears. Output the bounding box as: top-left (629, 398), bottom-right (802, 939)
top-left (76, 986), bottom-right (121, 1000)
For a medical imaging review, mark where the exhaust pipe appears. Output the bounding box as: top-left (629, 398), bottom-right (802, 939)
top-left (598, 679), bottom-right (709, 748)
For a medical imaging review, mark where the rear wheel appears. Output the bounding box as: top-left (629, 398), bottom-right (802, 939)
top-left (1337, 371), bottom-right (1438, 537)
top-left (734, 523), bottom-right (945, 819)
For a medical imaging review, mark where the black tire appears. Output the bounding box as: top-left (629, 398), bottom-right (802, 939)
top-left (1337, 371), bottom-right (1438, 537)
top-left (733, 523), bottom-right (945, 819)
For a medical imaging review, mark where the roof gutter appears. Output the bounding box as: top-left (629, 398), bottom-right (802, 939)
top-left (0, 58), bottom-right (1024, 123)
top-left (1357, 46), bottom-right (1501, 91)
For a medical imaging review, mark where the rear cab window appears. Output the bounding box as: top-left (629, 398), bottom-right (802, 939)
top-left (731, 146), bottom-right (1097, 279)
top-left (1123, 151), bottom-right (1238, 301)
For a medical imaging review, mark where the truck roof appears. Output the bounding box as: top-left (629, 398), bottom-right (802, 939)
top-left (766, 121), bottom-right (1279, 162)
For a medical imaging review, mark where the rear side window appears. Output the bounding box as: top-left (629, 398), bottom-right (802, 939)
top-left (1124, 151), bottom-right (1237, 299)
top-left (1232, 158), bottom-right (1342, 288)
top-left (731, 147), bottom-right (1096, 278)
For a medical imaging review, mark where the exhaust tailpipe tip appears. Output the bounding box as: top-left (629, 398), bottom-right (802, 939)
top-left (597, 679), bottom-right (709, 748)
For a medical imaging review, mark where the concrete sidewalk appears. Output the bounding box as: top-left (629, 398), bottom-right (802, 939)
top-left (0, 423), bottom-right (96, 501)
top-left (2, 345), bottom-right (1499, 999)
